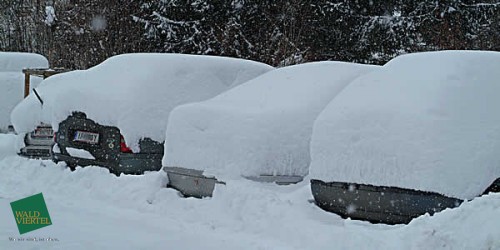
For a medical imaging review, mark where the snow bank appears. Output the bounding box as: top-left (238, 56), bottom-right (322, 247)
top-left (10, 53), bottom-right (273, 151)
top-left (0, 52), bottom-right (48, 130)
top-left (0, 134), bottom-right (16, 159)
top-left (164, 62), bottom-right (378, 178)
top-left (309, 51), bottom-right (500, 200)
top-left (0, 143), bottom-right (499, 249)
top-left (403, 193), bottom-right (500, 249)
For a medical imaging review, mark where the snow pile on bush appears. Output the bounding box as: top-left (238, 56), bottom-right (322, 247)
top-left (11, 53), bottom-right (273, 150)
top-left (164, 62), bottom-right (378, 178)
top-left (309, 51), bottom-right (500, 200)
top-left (0, 52), bottom-right (48, 130)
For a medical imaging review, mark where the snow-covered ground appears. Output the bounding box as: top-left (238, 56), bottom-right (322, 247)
top-left (1, 134), bottom-right (499, 249)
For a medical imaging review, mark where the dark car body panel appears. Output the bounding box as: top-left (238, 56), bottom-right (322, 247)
top-left (54, 112), bottom-right (163, 175)
top-left (483, 178), bottom-right (500, 194)
top-left (310, 179), bottom-right (463, 224)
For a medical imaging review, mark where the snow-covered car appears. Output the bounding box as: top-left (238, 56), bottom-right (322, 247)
top-left (11, 53), bottom-right (273, 175)
top-left (0, 52), bottom-right (48, 132)
top-left (163, 61), bottom-right (379, 198)
top-left (309, 51), bottom-right (500, 224)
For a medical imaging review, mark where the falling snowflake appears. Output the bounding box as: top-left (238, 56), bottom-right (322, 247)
top-left (346, 204), bottom-right (357, 214)
top-left (91, 16), bottom-right (107, 31)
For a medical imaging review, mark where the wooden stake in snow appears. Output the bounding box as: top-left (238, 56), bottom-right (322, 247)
top-left (22, 68), bottom-right (70, 98)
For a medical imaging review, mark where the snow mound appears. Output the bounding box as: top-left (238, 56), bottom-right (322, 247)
top-left (0, 52), bottom-right (48, 73)
top-left (10, 53), bottom-right (273, 151)
top-left (404, 193), bottom-right (500, 249)
top-left (0, 52), bottom-right (48, 130)
top-left (0, 134), bottom-right (17, 159)
top-left (0, 136), bottom-right (499, 249)
top-left (309, 51), bottom-right (500, 200)
top-left (164, 62), bottom-right (378, 178)
top-left (1, 145), bottom-right (499, 249)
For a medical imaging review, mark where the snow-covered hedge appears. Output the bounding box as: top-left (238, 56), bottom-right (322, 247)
top-left (0, 52), bottom-right (48, 130)
top-left (309, 51), bottom-right (500, 200)
top-left (11, 53), bottom-right (273, 151)
top-left (164, 62), bottom-right (378, 178)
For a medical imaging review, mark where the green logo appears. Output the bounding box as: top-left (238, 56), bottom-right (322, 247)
top-left (10, 193), bottom-right (52, 234)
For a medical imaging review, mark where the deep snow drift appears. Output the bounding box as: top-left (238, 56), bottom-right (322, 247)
top-left (164, 62), bottom-right (378, 178)
top-left (10, 54), bottom-right (273, 151)
top-left (0, 52), bottom-right (48, 130)
top-left (0, 137), bottom-right (499, 249)
top-left (309, 51), bottom-right (500, 200)
top-left (0, 134), bottom-right (17, 159)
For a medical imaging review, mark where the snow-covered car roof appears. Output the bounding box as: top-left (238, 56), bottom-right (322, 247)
top-left (164, 61), bottom-right (379, 179)
top-left (11, 53), bottom-right (273, 150)
top-left (0, 52), bottom-right (48, 130)
top-left (309, 51), bottom-right (500, 200)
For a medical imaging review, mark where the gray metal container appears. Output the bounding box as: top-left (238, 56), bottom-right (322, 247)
top-left (164, 166), bottom-right (224, 198)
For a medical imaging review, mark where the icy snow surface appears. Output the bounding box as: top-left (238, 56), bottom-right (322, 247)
top-left (164, 62), bottom-right (378, 178)
top-left (0, 137), bottom-right (499, 249)
top-left (10, 53), bottom-right (273, 151)
top-left (0, 52), bottom-right (48, 130)
top-left (309, 51), bottom-right (500, 200)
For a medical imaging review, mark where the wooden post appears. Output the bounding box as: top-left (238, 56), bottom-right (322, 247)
top-left (24, 72), bottom-right (30, 98)
top-left (22, 68), bottom-right (70, 98)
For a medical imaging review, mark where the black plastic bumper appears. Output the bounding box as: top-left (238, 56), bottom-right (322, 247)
top-left (18, 146), bottom-right (52, 159)
top-left (311, 179), bottom-right (463, 224)
top-left (53, 152), bottom-right (162, 175)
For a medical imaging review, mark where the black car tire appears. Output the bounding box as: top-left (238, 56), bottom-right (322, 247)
top-left (65, 162), bottom-right (77, 171)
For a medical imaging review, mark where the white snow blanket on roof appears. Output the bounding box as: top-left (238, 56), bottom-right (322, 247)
top-left (10, 53), bottom-right (273, 151)
top-left (309, 51), bottom-right (500, 200)
top-left (164, 62), bottom-right (378, 178)
top-left (0, 52), bottom-right (48, 130)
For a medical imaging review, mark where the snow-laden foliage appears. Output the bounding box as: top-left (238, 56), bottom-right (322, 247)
top-left (136, 0), bottom-right (311, 66)
top-left (0, 0), bottom-right (498, 68)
